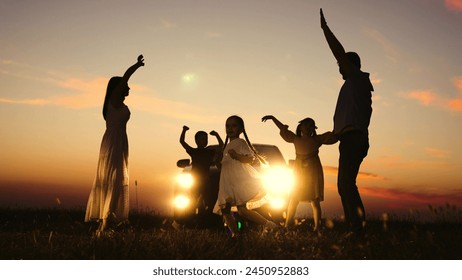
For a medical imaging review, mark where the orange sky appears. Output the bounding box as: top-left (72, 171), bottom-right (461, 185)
top-left (1, 0), bottom-right (462, 219)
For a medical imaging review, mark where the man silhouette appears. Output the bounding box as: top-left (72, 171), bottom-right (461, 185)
top-left (320, 9), bottom-right (374, 234)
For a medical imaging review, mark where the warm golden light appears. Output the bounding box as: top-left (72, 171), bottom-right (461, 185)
top-left (269, 197), bottom-right (286, 210)
top-left (261, 165), bottom-right (294, 195)
top-left (173, 195), bottom-right (190, 209)
top-left (176, 173), bottom-right (194, 190)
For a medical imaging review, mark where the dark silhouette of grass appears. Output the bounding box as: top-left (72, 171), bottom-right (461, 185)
top-left (0, 207), bottom-right (461, 260)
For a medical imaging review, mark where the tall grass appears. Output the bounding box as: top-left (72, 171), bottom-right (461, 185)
top-left (0, 206), bottom-right (461, 260)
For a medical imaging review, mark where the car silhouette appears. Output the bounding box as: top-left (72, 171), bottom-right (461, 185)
top-left (173, 143), bottom-right (294, 229)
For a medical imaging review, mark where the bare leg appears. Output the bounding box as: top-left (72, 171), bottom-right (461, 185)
top-left (96, 219), bottom-right (107, 237)
top-left (311, 200), bottom-right (322, 231)
top-left (285, 199), bottom-right (299, 227)
top-left (223, 213), bottom-right (239, 236)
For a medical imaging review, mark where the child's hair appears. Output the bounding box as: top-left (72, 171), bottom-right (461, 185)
top-left (296, 117), bottom-right (318, 137)
top-left (195, 131), bottom-right (208, 142)
top-left (223, 115), bottom-right (267, 165)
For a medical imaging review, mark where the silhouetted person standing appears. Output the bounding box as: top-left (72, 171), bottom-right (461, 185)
top-left (85, 55), bottom-right (145, 233)
top-left (262, 115), bottom-right (337, 232)
top-left (179, 126), bottom-right (224, 227)
top-left (320, 9), bottom-right (373, 234)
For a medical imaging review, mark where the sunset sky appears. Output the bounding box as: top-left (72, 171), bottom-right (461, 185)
top-left (1, 0), bottom-right (461, 219)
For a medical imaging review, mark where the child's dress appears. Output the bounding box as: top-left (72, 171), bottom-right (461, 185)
top-left (293, 151), bottom-right (324, 202)
top-left (85, 102), bottom-right (130, 222)
top-left (281, 129), bottom-right (325, 202)
top-left (213, 138), bottom-right (264, 213)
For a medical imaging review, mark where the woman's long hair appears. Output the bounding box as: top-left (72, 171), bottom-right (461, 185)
top-left (223, 115), bottom-right (268, 165)
top-left (102, 76), bottom-right (123, 120)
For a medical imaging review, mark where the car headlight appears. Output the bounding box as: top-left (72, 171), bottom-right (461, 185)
top-left (269, 197), bottom-right (287, 210)
top-left (174, 195), bottom-right (190, 209)
top-left (260, 166), bottom-right (294, 210)
top-left (176, 173), bottom-right (194, 190)
top-left (261, 165), bottom-right (294, 195)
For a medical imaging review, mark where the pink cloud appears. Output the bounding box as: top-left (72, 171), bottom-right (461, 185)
top-left (407, 78), bottom-right (462, 112)
top-left (445, 98), bottom-right (462, 112)
top-left (323, 165), bottom-right (387, 180)
top-left (0, 77), bottom-right (107, 109)
top-left (407, 90), bottom-right (438, 106)
top-left (445, 0), bottom-right (462, 11)
top-left (455, 77), bottom-right (462, 92)
top-left (362, 185), bottom-right (462, 207)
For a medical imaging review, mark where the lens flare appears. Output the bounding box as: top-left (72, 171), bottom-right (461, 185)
top-left (181, 73), bottom-right (199, 89)
top-left (269, 197), bottom-right (286, 210)
top-left (174, 195), bottom-right (190, 209)
top-left (176, 173), bottom-right (194, 190)
top-left (261, 166), bottom-right (294, 194)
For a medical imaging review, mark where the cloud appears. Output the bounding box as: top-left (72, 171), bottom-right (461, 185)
top-left (0, 60), bottom-right (218, 122)
top-left (455, 76), bottom-right (462, 92)
top-left (1, 77), bottom-right (217, 122)
top-left (377, 154), bottom-right (454, 170)
top-left (445, 77), bottom-right (462, 111)
top-left (362, 185), bottom-right (462, 207)
top-left (52, 77), bottom-right (108, 108)
top-left (445, 0), bottom-right (462, 11)
top-left (0, 75), bottom-right (107, 109)
top-left (323, 166), bottom-right (387, 181)
top-left (407, 90), bottom-right (438, 106)
top-left (0, 98), bottom-right (49, 106)
top-left (406, 78), bottom-right (462, 112)
top-left (1, 60), bottom-right (105, 108)
top-left (129, 92), bottom-right (221, 123)
top-left (445, 99), bottom-right (462, 112)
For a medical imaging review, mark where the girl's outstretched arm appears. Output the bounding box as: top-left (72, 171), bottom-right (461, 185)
top-left (262, 115), bottom-right (286, 130)
top-left (262, 115), bottom-right (295, 142)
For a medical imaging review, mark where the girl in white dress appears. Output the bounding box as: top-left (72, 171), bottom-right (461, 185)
top-left (214, 115), bottom-right (277, 236)
top-left (85, 55), bottom-right (145, 233)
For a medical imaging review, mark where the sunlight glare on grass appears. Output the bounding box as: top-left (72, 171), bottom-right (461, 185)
top-left (382, 212), bottom-right (389, 231)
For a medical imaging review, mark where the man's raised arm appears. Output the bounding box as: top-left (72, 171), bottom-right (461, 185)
top-left (320, 9), bottom-right (351, 72)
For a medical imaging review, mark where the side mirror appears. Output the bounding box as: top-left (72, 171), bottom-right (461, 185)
top-left (177, 159), bottom-right (191, 168)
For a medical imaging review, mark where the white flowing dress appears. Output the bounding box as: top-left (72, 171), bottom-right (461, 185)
top-left (213, 138), bottom-right (264, 214)
top-left (85, 103), bottom-right (130, 222)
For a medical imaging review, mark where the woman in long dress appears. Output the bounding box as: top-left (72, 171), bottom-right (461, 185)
top-left (85, 55), bottom-right (145, 232)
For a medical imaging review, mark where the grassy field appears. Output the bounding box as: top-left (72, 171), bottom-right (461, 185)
top-left (0, 207), bottom-right (461, 260)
